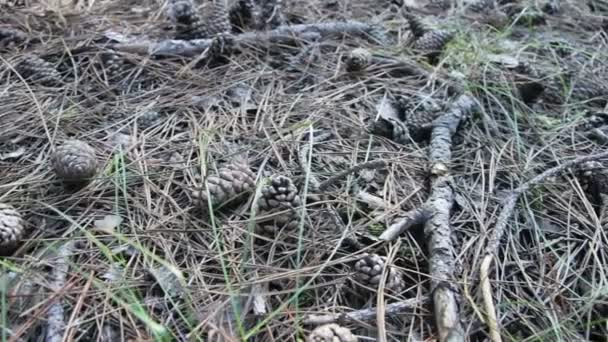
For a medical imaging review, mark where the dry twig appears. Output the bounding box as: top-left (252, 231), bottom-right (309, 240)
top-left (303, 296), bottom-right (428, 325)
top-left (46, 241), bottom-right (75, 342)
top-left (109, 21), bottom-right (387, 56)
top-left (479, 149), bottom-right (608, 342)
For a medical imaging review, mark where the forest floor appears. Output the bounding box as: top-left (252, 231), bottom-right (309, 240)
top-left (1, 0), bottom-right (607, 341)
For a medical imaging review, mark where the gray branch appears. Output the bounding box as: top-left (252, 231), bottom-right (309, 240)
top-left (303, 296), bottom-right (428, 325)
top-left (45, 242), bottom-right (74, 342)
top-left (110, 21), bottom-right (387, 57)
top-left (379, 94), bottom-right (476, 341)
top-left (426, 94), bottom-right (476, 342)
top-left (485, 149), bottom-right (608, 256)
top-left (379, 205), bottom-right (433, 241)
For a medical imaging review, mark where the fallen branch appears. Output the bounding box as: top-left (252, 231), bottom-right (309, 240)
top-left (110, 21), bottom-right (387, 57)
top-left (379, 205), bottom-right (432, 240)
top-left (46, 241), bottom-right (74, 342)
top-left (479, 149), bottom-right (608, 342)
top-left (302, 296), bottom-right (428, 325)
top-left (380, 94), bottom-right (477, 342)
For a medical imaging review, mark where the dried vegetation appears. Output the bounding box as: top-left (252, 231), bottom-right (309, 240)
top-left (1, 0), bottom-right (608, 341)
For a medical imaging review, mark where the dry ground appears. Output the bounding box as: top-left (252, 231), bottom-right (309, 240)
top-left (1, 0), bottom-right (608, 341)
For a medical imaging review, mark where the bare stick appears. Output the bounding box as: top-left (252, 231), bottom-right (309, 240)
top-left (479, 149), bottom-right (608, 342)
top-left (302, 296), bottom-right (428, 325)
top-left (110, 21), bottom-right (387, 56)
top-left (46, 241), bottom-right (74, 342)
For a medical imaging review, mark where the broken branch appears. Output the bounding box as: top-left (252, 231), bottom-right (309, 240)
top-left (379, 205), bottom-right (432, 240)
top-left (46, 241), bottom-right (74, 342)
top-left (111, 21), bottom-right (387, 57)
top-left (379, 94), bottom-right (477, 342)
top-left (303, 296), bottom-right (428, 325)
top-left (479, 149), bottom-right (608, 342)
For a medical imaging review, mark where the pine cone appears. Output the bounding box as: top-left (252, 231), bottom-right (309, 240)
top-left (0, 27), bottom-right (27, 48)
top-left (169, 0), bottom-right (231, 39)
top-left (200, 2), bottom-right (232, 37)
top-left (570, 78), bottom-right (608, 106)
top-left (344, 48), bottom-right (372, 73)
top-left (99, 52), bottom-right (131, 83)
top-left (193, 163), bottom-right (256, 211)
top-left (257, 0), bottom-right (285, 29)
top-left (15, 54), bottom-right (61, 86)
top-left (166, 0), bottom-right (199, 26)
top-left (52, 140), bottom-right (98, 185)
top-left (367, 118), bottom-right (409, 144)
top-left (137, 110), bottom-right (161, 128)
top-left (307, 324), bottom-right (357, 342)
top-left (353, 253), bottom-right (404, 293)
top-left (543, 76), bottom-right (608, 106)
top-left (580, 161), bottom-right (608, 200)
top-left (403, 12), bottom-right (429, 39)
top-left (256, 175), bottom-right (302, 236)
top-left (229, 0), bottom-right (260, 30)
top-left (413, 30), bottom-right (454, 58)
top-left (398, 96), bottom-right (442, 140)
top-left (0, 203), bottom-right (24, 250)
top-left (465, 0), bottom-right (495, 12)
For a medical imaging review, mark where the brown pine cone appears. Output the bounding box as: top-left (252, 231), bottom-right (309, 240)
top-left (570, 78), bottom-right (608, 106)
top-left (307, 324), bottom-right (357, 342)
top-left (257, 0), bottom-right (285, 29)
top-left (52, 140), bottom-right (98, 185)
top-left (15, 54), bottom-right (61, 86)
top-left (344, 48), bottom-right (372, 73)
top-left (403, 12), bottom-right (429, 39)
top-left (0, 203), bottom-right (24, 251)
top-left (0, 27), bottom-right (27, 49)
top-left (229, 0), bottom-right (260, 30)
top-left (168, 0), bottom-right (232, 39)
top-left (166, 0), bottom-right (199, 27)
top-left (200, 1), bottom-right (232, 37)
top-left (353, 253), bottom-right (404, 293)
top-left (256, 175), bottom-right (302, 236)
top-left (193, 163), bottom-right (256, 211)
top-left (388, 118), bottom-right (410, 145)
top-left (413, 30), bottom-right (454, 59)
top-left (99, 52), bottom-right (131, 83)
top-left (543, 75), bottom-right (608, 106)
top-left (464, 0), bottom-right (495, 12)
top-left (367, 117), bottom-right (409, 145)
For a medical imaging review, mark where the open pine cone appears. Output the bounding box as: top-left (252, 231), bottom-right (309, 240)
top-left (15, 54), bottom-right (61, 86)
top-left (0, 203), bottom-right (24, 251)
top-left (0, 27), bottom-right (27, 49)
top-left (99, 52), bottom-right (131, 83)
top-left (193, 163), bottom-right (256, 211)
top-left (52, 140), bottom-right (98, 185)
top-left (308, 324), bottom-right (357, 342)
top-left (353, 253), bottom-right (404, 293)
top-left (256, 175), bottom-right (302, 236)
top-left (167, 0), bottom-right (231, 39)
top-left (344, 48), bottom-right (372, 73)
top-left (413, 30), bottom-right (454, 60)
top-left (404, 12), bottom-right (429, 39)
top-left (229, 0), bottom-right (260, 31)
